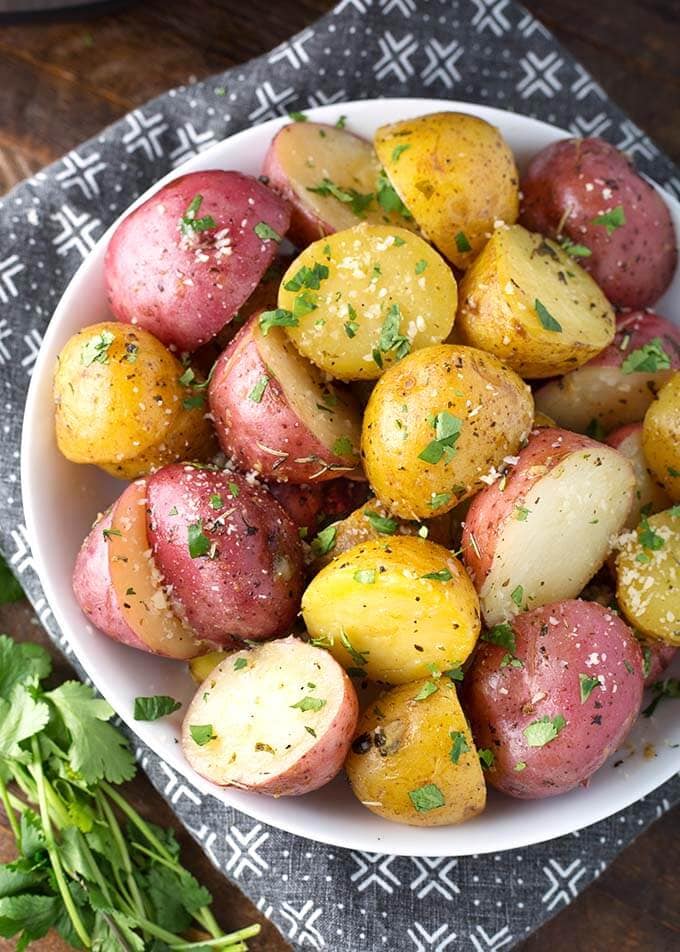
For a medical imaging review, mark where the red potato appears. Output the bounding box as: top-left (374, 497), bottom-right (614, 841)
top-left (105, 170), bottom-right (291, 353)
top-left (520, 137), bottom-right (677, 309)
top-left (640, 638), bottom-right (677, 689)
top-left (462, 427), bottom-right (635, 626)
top-left (606, 423), bottom-right (671, 527)
top-left (208, 313), bottom-right (363, 483)
top-left (534, 311), bottom-right (680, 435)
top-left (263, 121), bottom-right (412, 246)
top-left (268, 478), bottom-right (370, 535)
top-left (462, 600), bottom-right (644, 798)
top-left (182, 636), bottom-right (359, 796)
top-left (146, 464), bottom-right (304, 644)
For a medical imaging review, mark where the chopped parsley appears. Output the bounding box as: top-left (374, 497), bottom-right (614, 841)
top-left (81, 329), bottom-right (115, 367)
top-left (421, 568), bottom-right (453, 582)
top-left (307, 178), bottom-right (373, 217)
top-left (409, 783), bottom-right (445, 812)
top-left (428, 491), bottom-right (451, 510)
top-left (229, 481), bottom-right (240, 497)
top-left (478, 748), bottom-right (495, 769)
top-left (482, 622), bottom-right (516, 654)
top-left (621, 337), bottom-right (671, 375)
top-left (414, 681), bottom-right (438, 701)
top-left (233, 657), bottom-right (248, 671)
top-left (449, 731), bottom-right (470, 764)
top-left (180, 195), bottom-right (216, 236)
top-left (189, 724), bottom-right (216, 746)
top-left (102, 528), bottom-right (122, 541)
top-left (642, 678), bottom-right (680, 717)
top-left (254, 221), bottom-right (282, 242)
top-left (133, 695), bottom-right (182, 721)
top-left (289, 111), bottom-right (307, 122)
top-left (376, 170), bottom-right (411, 218)
top-left (414, 259), bottom-right (428, 275)
top-left (638, 516), bottom-right (665, 551)
top-left (332, 435), bottom-right (355, 457)
top-left (418, 411), bottom-right (463, 464)
top-left (523, 714), bottom-right (566, 747)
top-left (560, 238), bottom-right (591, 258)
top-left (579, 674), bottom-right (600, 703)
top-left (364, 510), bottom-right (398, 535)
top-left (283, 262), bottom-right (329, 292)
top-left (335, 115), bottom-right (347, 129)
top-left (353, 569), bottom-right (376, 585)
top-left (510, 585), bottom-right (524, 608)
top-left (248, 376), bottom-right (269, 403)
top-left (514, 505), bottom-right (530, 522)
top-left (293, 290), bottom-right (318, 318)
top-left (339, 632), bottom-right (369, 667)
top-left (377, 303), bottom-right (411, 361)
top-left (259, 308), bottom-right (299, 335)
top-left (592, 204), bottom-right (626, 235)
top-left (290, 696), bottom-right (326, 713)
top-left (311, 525), bottom-right (337, 557)
top-left (535, 298), bottom-right (562, 333)
top-left (209, 494), bottom-right (223, 510)
top-left (391, 143), bottom-right (411, 162)
top-left (514, 761), bottom-right (527, 772)
top-left (187, 521), bottom-right (211, 559)
top-left (454, 231), bottom-right (472, 254)
top-left (182, 394), bottom-right (205, 411)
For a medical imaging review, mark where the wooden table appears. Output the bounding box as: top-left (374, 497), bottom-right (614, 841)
top-left (0, 1), bottom-right (678, 949)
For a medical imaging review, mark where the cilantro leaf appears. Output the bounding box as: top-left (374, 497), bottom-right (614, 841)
top-left (47, 681), bottom-right (135, 784)
top-left (179, 194), bottom-right (216, 236)
top-left (642, 678), bottom-right (680, 717)
top-left (592, 204), bottom-right (626, 235)
top-left (376, 170), bottom-right (412, 218)
top-left (523, 714), bottom-right (566, 747)
top-left (0, 894), bottom-right (61, 945)
top-left (332, 435), bottom-right (355, 457)
top-left (421, 569), bottom-right (453, 582)
top-left (310, 525), bottom-right (337, 557)
top-left (418, 411), bottom-right (463, 464)
top-left (638, 516), bottom-right (665, 551)
top-left (0, 635), bottom-right (50, 700)
top-left (254, 221), bottom-right (282, 242)
top-left (621, 337), bottom-right (671, 375)
top-left (133, 695), bottom-right (182, 721)
top-left (187, 521), bottom-right (211, 559)
top-left (364, 510), bottom-right (398, 535)
top-left (414, 681), bottom-right (438, 701)
top-left (81, 329), bottom-right (115, 367)
top-left (189, 724), bottom-right (216, 745)
top-left (449, 731), bottom-right (470, 764)
top-left (408, 783), bottom-right (445, 812)
top-left (378, 303), bottom-right (410, 361)
top-left (535, 299), bottom-right (562, 332)
top-left (478, 748), bottom-right (495, 769)
top-left (455, 231), bottom-right (472, 254)
top-left (482, 622), bottom-right (516, 654)
top-left (579, 674), bottom-right (600, 703)
top-left (560, 238), bottom-right (591, 258)
top-left (259, 308), bottom-right (298, 336)
top-left (307, 178), bottom-right (374, 217)
top-left (0, 686), bottom-right (50, 762)
top-left (290, 696), bottom-right (326, 712)
top-left (283, 262), bottom-right (329, 292)
top-left (0, 558), bottom-right (23, 606)
top-left (248, 376), bottom-right (269, 403)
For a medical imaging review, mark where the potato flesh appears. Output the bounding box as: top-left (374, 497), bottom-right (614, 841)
top-left (608, 427), bottom-right (670, 528)
top-left (616, 510), bottom-right (680, 645)
top-left (189, 651), bottom-right (228, 685)
top-left (256, 324), bottom-right (361, 458)
top-left (457, 226), bottom-right (615, 377)
top-left (642, 373), bottom-right (680, 502)
top-left (271, 122), bottom-right (413, 232)
top-left (182, 639), bottom-right (346, 787)
top-left (345, 679), bottom-right (486, 826)
top-left (108, 480), bottom-right (202, 659)
top-left (279, 224), bottom-right (456, 380)
top-left (479, 449), bottom-right (635, 625)
top-left (302, 536), bottom-right (481, 683)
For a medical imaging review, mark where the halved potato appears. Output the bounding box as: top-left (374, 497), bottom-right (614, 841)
top-left (182, 636), bottom-right (359, 796)
top-left (262, 121), bottom-right (414, 244)
top-left (616, 509), bottom-right (680, 645)
top-left (463, 428), bottom-right (636, 626)
top-left (642, 372), bottom-right (680, 502)
top-left (606, 423), bottom-right (671, 527)
top-left (209, 313), bottom-right (363, 482)
top-left (457, 225), bottom-right (615, 377)
top-left (345, 678), bottom-right (486, 826)
top-left (189, 651), bottom-right (228, 684)
top-left (279, 224), bottom-right (457, 380)
top-left (108, 479), bottom-right (204, 659)
top-left (374, 111), bottom-right (519, 269)
top-left (302, 536), bottom-right (481, 684)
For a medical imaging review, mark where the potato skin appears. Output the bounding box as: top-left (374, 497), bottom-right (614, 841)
top-left (105, 170), bottom-right (291, 352)
top-left (606, 423), bottom-right (671, 527)
top-left (463, 600), bottom-right (644, 799)
top-left (346, 678), bottom-right (486, 826)
top-left (642, 372), bottom-right (680, 501)
top-left (616, 509), bottom-right (680, 645)
top-left (520, 137), bottom-right (677, 309)
top-left (146, 465), bottom-right (304, 644)
top-left (374, 112), bottom-right (519, 268)
top-left (362, 344), bottom-right (534, 519)
top-left (302, 536), bottom-right (481, 684)
top-left (54, 322), bottom-right (214, 478)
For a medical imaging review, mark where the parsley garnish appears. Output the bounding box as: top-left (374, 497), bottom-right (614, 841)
top-left (579, 674), bottom-right (600, 703)
top-left (421, 569), bottom-right (453, 582)
top-left (478, 748), bottom-right (495, 769)
top-left (364, 510), bottom-right (398, 534)
top-left (415, 259), bottom-right (428, 275)
top-left (290, 696), bottom-right (326, 712)
top-left (289, 111), bottom-right (307, 122)
top-left (353, 569), bottom-right (376, 584)
top-left (248, 376), bottom-right (269, 403)
top-left (376, 169), bottom-right (412, 218)
top-left (81, 329), bottom-right (115, 367)
top-left (560, 238), bottom-right (591, 258)
top-left (418, 411), bottom-right (463, 464)
top-left (335, 115), bottom-right (347, 129)
top-left (307, 178), bottom-right (373, 217)
top-left (332, 435), bottom-right (355, 457)
top-left (254, 221), bottom-right (282, 242)
top-left (409, 783), bottom-right (445, 812)
top-left (592, 205), bottom-right (626, 235)
top-left (189, 724), bottom-right (216, 746)
top-left (391, 143), bottom-right (411, 162)
top-left (414, 681), bottom-right (438, 701)
top-left (0, 554), bottom-right (23, 604)
top-left (133, 695), bottom-right (182, 721)
top-left (180, 194), bottom-right (216, 236)
top-left (638, 516), bottom-right (665, 551)
top-left (510, 585), bottom-right (524, 608)
top-left (229, 481), bottom-right (240, 497)
top-left (515, 505), bottom-right (530, 521)
top-left (339, 632), bottom-right (369, 667)
top-left (102, 528), bottom-right (122, 541)
top-left (284, 262), bottom-right (329, 292)
top-left (377, 303), bottom-right (410, 361)
top-left (524, 714), bottom-right (566, 747)
top-left (234, 657), bottom-right (248, 671)
top-left (428, 491), bottom-right (451, 510)
top-left (209, 493), bottom-right (223, 510)
top-left (535, 298), bottom-right (562, 332)
top-left (482, 623), bottom-right (516, 654)
top-left (187, 521), bottom-right (211, 559)
top-left (514, 761), bottom-right (527, 771)
top-left (621, 337), bottom-right (671, 374)
top-left (259, 308), bottom-right (299, 335)
top-left (449, 731), bottom-right (470, 764)
top-left (311, 525), bottom-right (337, 557)
top-left (454, 231), bottom-right (472, 254)
top-left (642, 678), bottom-right (680, 717)
top-left (293, 290), bottom-right (318, 318)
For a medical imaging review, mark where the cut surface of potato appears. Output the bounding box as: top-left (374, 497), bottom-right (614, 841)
top-left (362, 344), bottom-right (534, 519)
top-left (182, 637), bottom-right (358, 796)
top-left (457, 226), bottom-right (615, 377)
top-left (463, 428), bottom-right (635, 626)
top-left (616, 509), bottom-right (680, 645)
top-left (302, 536), bottom-right (481, 684)
top-left (108, 479), bottom-right (203, 659)
top-left (279, 224), bottom-right (456, 380)
top-left (345, 679), bottom-right (486, 826)
top-left (606, 424), bottom-right (671, 527)
top-left (189, 651), bottom-right (228, 685)
top-left (263, 122), bottom-right (414, 242)
top-left (374, 111), bottom-right (519, 268)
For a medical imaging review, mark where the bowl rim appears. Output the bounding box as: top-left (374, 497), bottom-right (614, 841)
top-left (21, 96), bottom-right (680, 857)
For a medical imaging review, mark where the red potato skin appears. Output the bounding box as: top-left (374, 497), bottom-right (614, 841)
top-left (145, 465), bottom-right (304, 645)
top-left (267, 479), bottom-right (370, 534)
top-left (462, 600), bottom-right (644, 798)
top-left (589, 311), bottom-right (680, 372)
top-left (105, 171), bottom-right (291, 353)
top-left (208, 313), bottom-right (361, 483)
top-left (72, 509), bottom-right (147, 653)
top-left (462, 427), bottom-right (606, 587)
top-left (641, 640), bottom-right (677, 689)
top-left (520, 138), bottom-right (677, 309)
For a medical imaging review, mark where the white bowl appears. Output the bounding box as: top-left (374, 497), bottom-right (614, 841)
top-left (22, 98), bottom-right (680, 857)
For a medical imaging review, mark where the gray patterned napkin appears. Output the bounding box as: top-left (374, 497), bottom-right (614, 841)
top-left (1, 2), bottom-right (678, 949)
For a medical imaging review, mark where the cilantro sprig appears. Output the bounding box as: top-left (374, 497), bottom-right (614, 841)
top-left (621, 337), bottom-right (671, 375)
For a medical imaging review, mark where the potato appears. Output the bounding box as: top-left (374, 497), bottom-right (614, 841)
top-left (362, 344), bottom-right (534, 519)
top-left (639, 638), bottom-right (676, 689)
top-left (374, 112), bottom-right (519, 269)
top-left (345, 678), bottom-right (485, 826)
top-left (189, 650), bottom-right (228, 684)
top-left (535, 311), bottom-right (680, 434)
top-left (105, 170), bottom-right (291, 352)
top-left (146, 464), bottom-right (304, 644)
top-left (462, 599), bottom-right (644, 798)
top-left (456, 225), bottom-right (615, 378)
top-left (54, 322), bottom-right (214, 478)
top-left (208, 313), bottom-right (363, 482)
top-left (301, 536), bottom-right (480, 684)
top-left (266, 480), bottom-right (369, 540)
top-left (182, 636), bottom-right (358, 796)
top-left (278, 223), bottom-right (456, 381)
top-left (72, 482), bottom-right (205, 658)
top-left (616, 508), bottom-right (680, 645)
top-left (463, 427), bottom-right (635, 626)
top-left (642, 372), bottom-right (680, 501)
top-left (262, 121), bottom-right (414, 245)
top-left (520, 137), bottom-right (677, 309)
top-left (606, 423), bottom-right (671, 527)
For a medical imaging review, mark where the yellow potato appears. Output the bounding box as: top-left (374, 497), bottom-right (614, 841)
top-left (189, 651), bottom-right (228, 684)
top-left (54, 322), bottom-right (214, 478)
top-left (642, 372), bottom-right (680, 502)
top-left (302, 536), bottom-right (480, 684)
top-left (616, 509), bottom-right (680, 645)
top-left (533, 410), bottom-right (556, 428)
top-left (279, 224), bottom-right (456, 381)
top-left (374, 111), bottom-right (519, 269)
top-left (345, 678), bottom-right (486, 826)
top-left (456, 226), bottom-right (616, 378)
top-left (362, 344), bottom-right (534, 519)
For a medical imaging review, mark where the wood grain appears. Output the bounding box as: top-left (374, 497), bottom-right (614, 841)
top-left (0, 1), bottom-right (678, 949)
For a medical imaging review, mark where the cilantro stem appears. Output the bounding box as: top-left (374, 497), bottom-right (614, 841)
top-left (97, 790), bottom-right (149, 927)
top-left (0, 773), bottom-right (20, 842)
top-left (173, 925), bottom-right (261, 948)
top-left (30, 737), bottom-right (92, 949)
